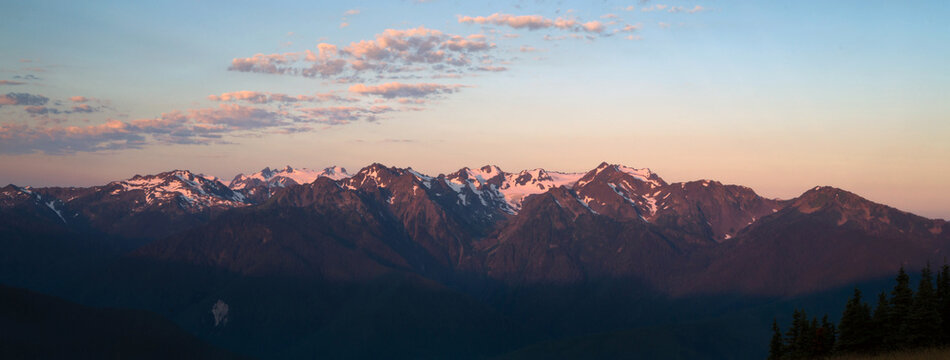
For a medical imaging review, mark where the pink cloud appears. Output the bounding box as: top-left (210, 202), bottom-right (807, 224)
top-left (0, 119), bottom-right (143, 154)
top-left (208, 91), bottom-right (270, 104)
top-left (1, 93), bottom-right (426, 154)
top-left (617, 23), bottom-right (643, 33)
top-left (190, 104), bottom-right (283, 130)
top-left (477, 66), bottom-right (507, 72)
top-left (348, 82), bottom-right (463, 98)
top-left (519, 45), bottom-right (541, 52)
top-left (229, 27), bottom-right (493, 79)
top-left (301, 43), bottom-right (348, 77)
top-left (208, 91), bottom-right (339, 103)
top-left (228, 53), bottom-right (298, 74)
top-left (443, 34), bottom-right (494, 52)
top-left (582, 21), bottom-right (605, 33)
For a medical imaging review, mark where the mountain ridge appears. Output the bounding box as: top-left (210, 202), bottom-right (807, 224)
top-left (3, 161), bottom-right (948, 359)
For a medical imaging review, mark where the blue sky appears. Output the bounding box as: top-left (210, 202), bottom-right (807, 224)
top-left (1, 0), bottom-right (949, 217)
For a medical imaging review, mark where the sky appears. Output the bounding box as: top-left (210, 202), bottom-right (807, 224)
top-left (1, 0), bottom-right (948, 218)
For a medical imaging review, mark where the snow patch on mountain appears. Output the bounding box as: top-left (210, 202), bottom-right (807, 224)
top-left (112, 170), bottom-right (246, 211)
top-left (616, 165), bottom-right (661, 187)
top-left (497, 169), bottom-right (584, 211)
top-left (45, 200), bottom-right (66, 224)
top-left (407, 168), bottom-right (433, 188)
top-left (230, 165), bottom-right (351, 190)
top-left (320, 166), bottom-right (351, 181)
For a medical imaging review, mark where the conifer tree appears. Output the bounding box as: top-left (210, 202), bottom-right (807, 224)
top-left (838, 288), bottom-right (871, 352)
top-left (769, 319), bottom-right (785, 360)
top-left (821, 314), bottom-right (836, 355)
top-left (937, 263), bottom-right (950, 343)
top-left (903, 264), bottom-right (942, 348)
top-left (886, 266), bottom-right (915, 349)
top-left (837, 288), bottom-right (872, 353)
top-left (809, 317), bottom-right (822, 355)
top-left (870, 290), bottom-right (890, 352)
top-left (786, 309), bottom-right (804, 357)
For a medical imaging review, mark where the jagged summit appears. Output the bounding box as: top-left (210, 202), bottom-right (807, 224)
top-left (10, 162), bottom-right (938, 243)
top-left (109, 169), bottom-right (245, 211)
top-left (228, 165), bottom-right (353, 202)
top-left (320, 166), bottom-right (350, 180)
top-left (577, 162), bottom-right (664, 188)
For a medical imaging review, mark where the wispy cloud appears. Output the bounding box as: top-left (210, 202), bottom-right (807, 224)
top-left (668, 5), bottom-right (704, 13)
top-left (340, 9), bottom-right (359, 28)
top-left (0, 120), bottom-right (145, 154)
top-left (458, 13), bottom-right (607, 34)
top-left (349, 82), bottom-right (463, 98)
top-left (228, 26), bottom-right (497, 81)
top-left (1, 96), bottom-right (420, 154)
top-left (228, 53), bottom-right (299, 74)
top-left (519, 45), bottom-right (542, 53)
top-left (13, 75), bottom-right (40, 81)
top-left (297, 105), bottom-right (394, 125)
top-left (640, 4), bottom-right (669, 12)
top-left (0, 93), bottom-right (49, 106)
top-left (0, 80), bottom-right (26, 86)
top-left (208, 90), bottom-right (356, 104)
top-left (615, 23), bottom-right (643, 33)
top-left (71, 104), bottom-right (96, 113)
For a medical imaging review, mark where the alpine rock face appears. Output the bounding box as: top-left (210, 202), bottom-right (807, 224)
top-left (229, 165), bottom-right (351, 203)
top-left (1, 170), bottom-right (248, 240)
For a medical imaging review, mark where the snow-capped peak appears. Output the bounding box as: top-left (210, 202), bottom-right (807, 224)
top-left (319, 166), bottom-right (351, 181)
top-left (615, 165), bottom-right (662, 187)
top-left (497, 168), bottom-right (584, 212)
top-left (478, 165), bottom-right (502, 175)
top-left (111, 170), bottom-right (246, 211)
top-left (230, 165), bottom-right (353, 190)
top-left (577, 162), bottom-right (664, 188)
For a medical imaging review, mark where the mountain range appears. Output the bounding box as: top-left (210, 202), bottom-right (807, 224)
top-left (2, 162), bottom-right (947, 359)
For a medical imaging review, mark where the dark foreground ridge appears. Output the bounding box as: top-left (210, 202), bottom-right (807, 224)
top-left (0, 284), bottom-right (245, 359)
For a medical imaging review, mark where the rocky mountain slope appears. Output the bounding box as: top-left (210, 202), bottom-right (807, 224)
top-left (3, 161), bottom-right (948, 359)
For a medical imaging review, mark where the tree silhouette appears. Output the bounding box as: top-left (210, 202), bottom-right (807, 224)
top-left (937, 263), bottom-right (950, 342)
top-left (903, 263), bottom-right (941, 348)
top-left (870, 290), bottom-right (890, 352)
top-left (837, 288), bottom-right (871, 352)
top-left (770, 263), bottom-right (950, 357)
top-left (769, 319), bottom-right (785, 360)
top-left (886, 266), bottom-right (914, 349)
